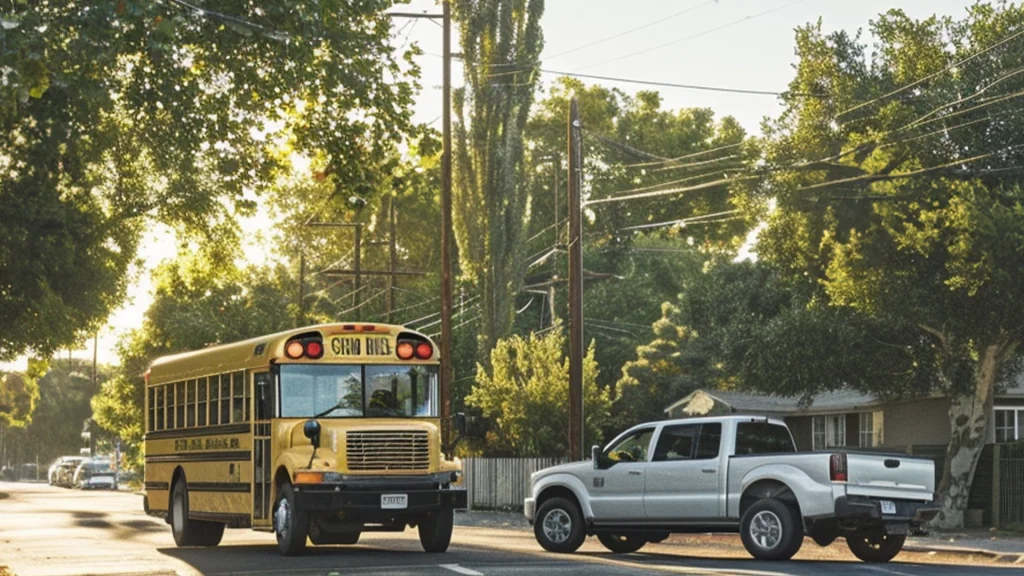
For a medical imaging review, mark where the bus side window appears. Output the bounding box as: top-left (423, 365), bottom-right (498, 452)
top-left (148, 388), bottom-right (155, 433)
top-left (156, 386), bottom-right (165, 431)
top-left (198, 377), bottom-right (208, 427)
top-left (209, 375), bottom-right (220, 426)
top-left (255, 372), bottom-right (275, 420)
top-left (175, 382), bottom-right (185, 429)
top-left (186, 380), bottom-right (196, 427)
top-left (220, 374), bottom-right (231, 424)
top-left (233, 371), bottom-right (245, 423)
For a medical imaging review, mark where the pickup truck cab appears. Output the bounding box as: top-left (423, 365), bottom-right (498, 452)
top-left (525, 416), bottom-right (938, 563)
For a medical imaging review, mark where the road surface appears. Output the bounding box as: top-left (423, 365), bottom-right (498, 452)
top-left (0, 482), bottom-right (1019, 576)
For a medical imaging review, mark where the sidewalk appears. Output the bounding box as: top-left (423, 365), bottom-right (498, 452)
top-left (906, 531), bottom-right (1024, 562)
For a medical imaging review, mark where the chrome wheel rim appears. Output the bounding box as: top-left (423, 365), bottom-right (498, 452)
top-left (749, 510), bottom-right (783, 550)
top-left (275, 497), bottom-right (291, 539)
top-left (542, 508), bottom-right (572, 544)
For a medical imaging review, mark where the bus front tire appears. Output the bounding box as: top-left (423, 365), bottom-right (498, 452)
top-left (170, 479), bottom-right (224, 547)
top-left (274, 483), bottom-right (309, 556)
top-left (418, 508), bottom-right (454, 553)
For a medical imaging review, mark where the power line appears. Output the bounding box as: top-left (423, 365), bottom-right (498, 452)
top-left (621, 142), bottom-right (745, 169)
top-left (162, 0), bottom-right (288, 41)
top-left (586, 174), bottom-right (753, 206)
top-left (543, 0), bottom-right (723, 61)
top-left (577, 0), bottom-right (810, 72)
top-left (540, 70), bottom-right (807, 97)
top-left (838, 26), bottom-right (1024, 119)
top-left (335, 288), bottom-right (387, 316)
top-left (619, 210), bottom-right (741, 232)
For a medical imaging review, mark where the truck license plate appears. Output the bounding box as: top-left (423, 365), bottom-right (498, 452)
top-left (381, 494), bottom-right (408, 509)
top-left (880, 500), bottom-right (897, 515)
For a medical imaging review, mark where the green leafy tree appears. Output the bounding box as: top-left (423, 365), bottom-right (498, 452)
top-left (733, 4), bottom-right (1024, 528)
top-left (612, 303), bottom-right (707, 431)
top-left (466, 328), bottom-right (610, 457)
top-left (92, 257), bottom-right (296, 470)
top-left (0, 0), bottom-right (417, 360)
top-left (0, 371), bottom-right (39, 429)
top-left (452, 0), bottom-right (545, 354)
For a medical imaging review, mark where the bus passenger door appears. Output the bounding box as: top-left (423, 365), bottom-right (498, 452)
top-left (253, 371), bottom-right (275, 527)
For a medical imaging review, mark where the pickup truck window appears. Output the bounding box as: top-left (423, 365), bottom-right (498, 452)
top-left (735, 422), bottom-right (796, 455)
top-left (607, 428), bottom-right (655, 462)
top-left (652, 423), bottom-right (722, 461)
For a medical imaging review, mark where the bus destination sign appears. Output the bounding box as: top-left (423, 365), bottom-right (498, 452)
top-left (329, 336), bottom-right (392, 357)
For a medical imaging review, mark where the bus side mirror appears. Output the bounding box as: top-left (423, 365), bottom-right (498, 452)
top-left (303, 420), bottom-right (321, 449)
top-left (455, 412), bottom-right (467, 436)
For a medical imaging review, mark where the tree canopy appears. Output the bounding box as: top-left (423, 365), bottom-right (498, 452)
top-left (0, 0), bottom-right (418, 361)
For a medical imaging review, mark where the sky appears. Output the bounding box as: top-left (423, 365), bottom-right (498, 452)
top-left (2, 0), bottom-right (981, 371)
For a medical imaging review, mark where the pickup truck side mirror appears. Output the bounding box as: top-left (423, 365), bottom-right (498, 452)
top-left (591, 445), bottom-right (601, 469)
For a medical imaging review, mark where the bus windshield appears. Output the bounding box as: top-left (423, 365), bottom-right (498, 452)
top-left (279, 364), bottom-right (438, 418)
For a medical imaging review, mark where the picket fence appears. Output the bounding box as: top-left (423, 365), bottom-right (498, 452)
top-left (462, 457), bottom-right (566, 511)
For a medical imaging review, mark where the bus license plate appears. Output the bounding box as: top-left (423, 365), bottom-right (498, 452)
top-left (381, 494), bottom-right (408, 510)
top-left (880, 500), bottom-right (897, 515)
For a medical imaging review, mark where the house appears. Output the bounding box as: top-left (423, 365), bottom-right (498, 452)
top-left (664, 383), bottom-right (1024, 452)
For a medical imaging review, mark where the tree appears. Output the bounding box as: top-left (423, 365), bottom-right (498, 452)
top-left (0, 371), bottom-right (39, 429)
top-left (466, 328), bottom-right (610, 457)
top-left (0, 0), bottom-right (418, 360)
top-left (735, 4), bottom-right (1024, 528)
top-left (92, 257), bottom-right (296, 469)
top-left (452, 0), bottom-right (545, 354)
top-left (612, 303), bottom-right (707, 432)
top-left (6, 359), bottom-right (107, 467)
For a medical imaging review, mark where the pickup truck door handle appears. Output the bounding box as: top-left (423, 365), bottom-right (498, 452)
top-left (701, 468), bottom-right (716, 474)
top-left (628, 470), bottom-right (642, 476)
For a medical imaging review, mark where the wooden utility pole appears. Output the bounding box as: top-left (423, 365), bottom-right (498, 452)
top-left (298, 254), bottom-right (306, 326)
top-left (387, 193), bottom-right (398, 323)
top-left (567, 98), bottom-right (584, 461)
top-left (92, 333), bottom-right (98, 388)
top-left (440, 0), bottom-right (454, 448)
top-left (353, 224), bottom-right (362, 320)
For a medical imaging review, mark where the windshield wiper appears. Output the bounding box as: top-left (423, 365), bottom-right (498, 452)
top-left (313, 400), bottom-right (348, 419)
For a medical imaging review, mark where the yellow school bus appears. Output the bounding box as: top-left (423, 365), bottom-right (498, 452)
top-left (142, 322), bottom-right (466, 556)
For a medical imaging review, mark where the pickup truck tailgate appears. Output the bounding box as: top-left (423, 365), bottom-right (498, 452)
top-left (845, 453), bottom-right (934, 501)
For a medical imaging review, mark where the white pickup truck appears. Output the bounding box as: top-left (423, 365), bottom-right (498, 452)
top-left (525, 416), bottom-right (938, 563)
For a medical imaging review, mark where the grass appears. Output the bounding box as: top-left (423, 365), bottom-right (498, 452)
top-left (0, 565), bottom-right (15, 576)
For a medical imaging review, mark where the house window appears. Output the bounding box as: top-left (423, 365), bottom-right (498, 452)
top-left (859, 411), bottom-right (884, 447)
top-left (995, 408), bottom-right (1022, 443)
top-left (813, 414), bottom-right (847, 450)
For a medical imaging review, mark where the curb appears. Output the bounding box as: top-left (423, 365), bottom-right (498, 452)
top-left (904, 543), bottom-right (1024, 563)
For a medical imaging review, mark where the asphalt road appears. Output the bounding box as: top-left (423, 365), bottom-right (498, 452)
top-left (0, 482), bottom-right (1020, 576)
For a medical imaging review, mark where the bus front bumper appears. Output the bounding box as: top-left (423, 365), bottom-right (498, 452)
top-left (294, 485), bottom-right (467, 517)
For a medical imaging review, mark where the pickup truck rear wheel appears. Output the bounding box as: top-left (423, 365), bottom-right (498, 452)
top-left (846, 530), bottom-right (905, 563)
top-left (597, 533), bottom-right (646, 554)
top-left (535, 497), bottom-right (585, 553)
top-left (740, 499), bottom-right (803, 561)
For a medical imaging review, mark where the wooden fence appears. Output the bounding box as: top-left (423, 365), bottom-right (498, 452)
top-left (463, 457), bottom-right (565, 511)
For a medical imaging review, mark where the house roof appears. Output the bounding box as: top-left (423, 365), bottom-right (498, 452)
top-left (665, 388), bottom-right (882, 417)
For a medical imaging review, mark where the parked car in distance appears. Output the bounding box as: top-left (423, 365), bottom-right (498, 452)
top-left (525, 415), bottom-right (937, 563)
top-left (73, 459), bottom-right (117, 490)
top-left (49, 457), bottom-right (79, 485)
top-left (55, 457), bottom-right (87, 488)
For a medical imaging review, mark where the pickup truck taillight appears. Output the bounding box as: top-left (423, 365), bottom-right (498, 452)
top-left (830, 453), bottom-right (848, 482)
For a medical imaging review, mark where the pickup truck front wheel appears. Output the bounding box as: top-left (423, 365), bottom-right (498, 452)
top-left (846, 530), bottom-right (905, 563)
top-left (740, 499), bottom-right (804, 561)
top-left (535, 497), bottom-right (585, 553)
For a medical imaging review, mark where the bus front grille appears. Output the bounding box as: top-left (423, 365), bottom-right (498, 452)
top-left (345, 430), bottom-right (430, 471)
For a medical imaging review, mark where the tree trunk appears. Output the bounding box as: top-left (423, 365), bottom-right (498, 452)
top-left (932, 342), bottom-right (1001, 530)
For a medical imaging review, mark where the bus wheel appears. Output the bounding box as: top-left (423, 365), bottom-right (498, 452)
top-left (418, 508), bottom-right (454, 553)
top-left (274, 483), bottom-right (309, 556)
top-left (170, 479), bottom-right (199, 546)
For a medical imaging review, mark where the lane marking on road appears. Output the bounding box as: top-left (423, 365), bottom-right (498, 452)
top-left (856, 566), bottom-right (919, 576)
top-left (439, 564), bottom-right (485, 576)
